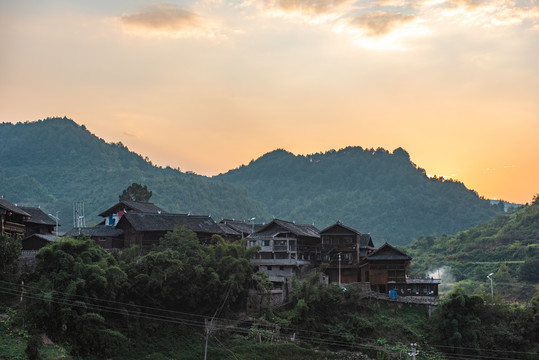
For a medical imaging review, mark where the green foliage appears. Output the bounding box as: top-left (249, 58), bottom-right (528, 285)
top-left (0, 234), bottom-right (22, 271)
top-left (218, 146), bottom-right (504, 246)
top-left (25, 335), bottom-right (42, 360)
top-left (407, 201), bottom-right (539, 302)
top-left (430, 288), bottom-right (482, 353)
top-left (430, 288), bottom-right (537, 358)
top-left (119, 182), bottom-right (152, 202)
top-left (125, 226), bottom-right (255, 315)
top-left (0, 117), bottom-right (268, 232)
top-left (0, 119), bottom-right (504, 245)
top-left (25, 237), bottom-right (127, 357)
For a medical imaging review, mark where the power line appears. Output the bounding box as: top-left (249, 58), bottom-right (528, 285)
top-left (0, 281), bottom-right (535, 358)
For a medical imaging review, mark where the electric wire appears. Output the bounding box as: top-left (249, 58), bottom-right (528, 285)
top-left (0, 280), bottom-right (535, 358)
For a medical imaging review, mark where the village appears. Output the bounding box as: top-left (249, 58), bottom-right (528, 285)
top-left (1, 196), bottom-right (441, 310)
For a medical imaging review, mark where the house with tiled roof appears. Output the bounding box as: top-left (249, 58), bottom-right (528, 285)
top-left (247, 219), bottom-right (321, 292)
top-left (99, 200), bottom-right (166, 226)
top-left (20, 207), bottom-right (61, 252)
top-left (0, 198), bottom-right (30, 239)
top-left (219, 219), bottom-right (263, 238)
top-left (359, 242), bottom-right (439, 296)
top-left (20, 207), bottom-right (57, 237)
top-left (320, 222), bottom-right (364, 284)
top-left (116, 212), bottom-right (229, 252)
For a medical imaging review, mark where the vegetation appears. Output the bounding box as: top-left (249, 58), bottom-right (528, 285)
top-left (0, 117), bottom-right (268, 231)
top-left (1, 230), bottom-right (538, 359)
top-left (429, 287), bottom-right (538, 359)
top-left (119, 182), bottom-right (153, 202)
top-left (0, 118), bottom-right (506, 246)
top-left (406, 199), bottom-right (539, 302)
top-left (217, 147), bottom-right (505, 246)
top-left (0, 234), bottom-right (21, 272)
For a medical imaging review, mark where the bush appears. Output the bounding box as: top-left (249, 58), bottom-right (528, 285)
top-left (25, 335), bottom-right (42, 360)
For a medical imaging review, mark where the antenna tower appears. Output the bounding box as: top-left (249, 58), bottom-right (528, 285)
top-left (73, 201), bottom-right (86, 228)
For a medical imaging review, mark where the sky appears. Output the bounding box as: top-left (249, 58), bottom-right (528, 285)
top-left (1, 0), bottom-right (538, 204)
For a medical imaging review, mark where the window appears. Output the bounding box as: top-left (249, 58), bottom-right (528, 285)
top-left (262, 240), bottom-right (271, 247)
top-left (267, 266), bottom-right (272, 271)
top-left (248, 240), bottom-right (256, 247)
top-left (289, 240), bottom-right (296, 251)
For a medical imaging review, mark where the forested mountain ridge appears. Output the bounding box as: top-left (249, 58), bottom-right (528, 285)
top-left (1, 117), bottom-right (505, 245)
top-left (406, 198), bottom-right (539, 301)
top-left (0, 117), bottom-right (268, 228)
top-left (216, 147), bottom-right (505, 246)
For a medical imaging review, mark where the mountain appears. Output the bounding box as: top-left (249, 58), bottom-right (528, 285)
top-left (406, 199), bottom-right (539, 301)
top-left (1, 118), bottom-right (506, 245)
top-left (0, 117), bottom-right (268, 229)
top-left (215, 147), bottom-right (505, 246)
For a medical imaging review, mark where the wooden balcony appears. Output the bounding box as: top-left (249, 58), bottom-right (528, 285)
top-left (250, 258), bottom-right (311, 266)
top-left (3, 221), bottom-right (26, 234)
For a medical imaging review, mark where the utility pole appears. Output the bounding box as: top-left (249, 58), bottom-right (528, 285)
top-left (338, 252), bottom-right (342, 288)
top-left (487, 273), bottom-right (494, 300)
top-left (48, 212), bottom-right (59, 237)
top-left (408, 343), bottom-right (419, 360)
top-left (204, 318), bottom-right (212, 360)
top-left (248, 217), bottom-right (256, 234)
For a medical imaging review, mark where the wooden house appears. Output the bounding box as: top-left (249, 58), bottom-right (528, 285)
top-left (20, 207), bottom-right (60, 252)
top-left (98, 200), bottom-right (165, 226)
top-left (21, 233), bottom-right (60, 251)
top-left (0, 198), bottom-right (30, 239)
top-left (116, 212), bottom-right (227, 252)
top-left (320, 222), bottom-right (377, 284)
top-left (21, 207), bottom-right (57, 237)
top-left (63, 225), bottom-right (124, 249)
top-left (247, 219), bottom-right (320, 288)
top-left (219, 219), bottom-right (263, 238)
top-left (359, 242), bottom-right (411, 294)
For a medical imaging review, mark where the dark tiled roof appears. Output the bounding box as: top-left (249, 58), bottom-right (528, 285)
top-left (367, 242), bottom-right (411, 261)
top-left (319, 222), bottom-right (361, 235)
top-left (21, 207), bottom-right (57, 226)
top-left (217, 223), bottom-right (241, 236)
top-left (98, 201), bottom-right (165, 217)
top-left (250, 219), bottom-right (320, 239)
top-left (219, 219), bottom-right (263, 235)
top-left (118, 213), bottom-right (224, 234)
top-left (22, 233), bottom-right (60, 243)
top-left (0, 198), bottom-right (31, 217)
top-left (360, 234), bottom-right (375, 248)
top-left (64, 225), bottom-right (124, 238)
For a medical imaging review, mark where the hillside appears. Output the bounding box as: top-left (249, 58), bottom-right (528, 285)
top-left (0, 118), bottom-right (268, 229)
top-left (1, 118), bottom-right (506, 244)
top-left (406, 199), bottom-right (539, 302)
top-left (216, 147), bottom-right (505, 246)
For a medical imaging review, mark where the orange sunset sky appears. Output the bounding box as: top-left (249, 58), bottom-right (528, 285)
top-left (1, 0), bottom-right (538, 204)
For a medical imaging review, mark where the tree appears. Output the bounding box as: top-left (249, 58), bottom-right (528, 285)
top-left (119, 182), bottom-right (152, 202)
top-left (26, 237), bottom-right (127, 356)
top-left (125, 227), bottom-right (256, 316)
top-left (0, 233), bottom-right (21, 271)
top-left (430, 288), bottom-right (483, 354)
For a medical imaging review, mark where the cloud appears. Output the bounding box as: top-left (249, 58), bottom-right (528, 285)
top-left (347, 11), bottom-right (416, 36)
top-left (446, 0), bottom-right (485, 9)
top-left (262, 0), bottom-right (353, 16)
top-left (437, 0), bottom-right (539, 29)
top-left (118, 2), bottom-right (220, 38)
top-left (245, 0), bottom-right (538, 49)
